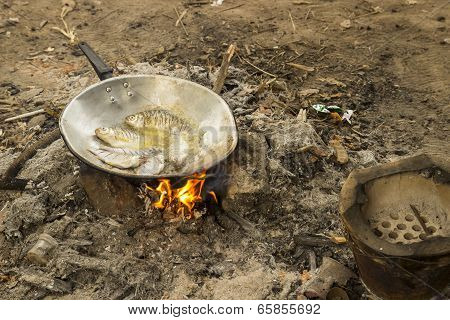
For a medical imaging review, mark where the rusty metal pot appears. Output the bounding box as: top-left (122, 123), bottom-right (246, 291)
top-left (340, 153), bottom-right (450, 299)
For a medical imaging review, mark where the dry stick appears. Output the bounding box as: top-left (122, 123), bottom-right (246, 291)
top-left (212, 44), bottom-right (236, 94)
top-left (305, 8), bottom-right (312, 20)
top-left (287, 62), bottom-right (314, 72)
top-left (0, 128), bottom-right (60, 190)
top-left (175, 9), bottom-right (187, 26)
top-left (217, 3), bottom-right (244, 13)
top-left (288, 10), bottom-right (296, 32)
top-left (174, 7), bottom-right (189, 36)
top-left (93, 8), bottom-right (119, 24)
top-left (0, 178), bottom-right (29, 190)
top-left (4, 109), bottom-right (45, 123)
top-left (240, 56), bottom-right (277, 78)
top-left (410, 205), bottom-right (431, 235)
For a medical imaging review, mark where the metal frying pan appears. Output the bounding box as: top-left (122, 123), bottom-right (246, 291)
top-left (59, 42), bottom-right (238, 179)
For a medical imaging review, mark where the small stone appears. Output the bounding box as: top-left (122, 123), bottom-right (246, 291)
top-left (78, 164), bottom-right (142, 217)
top-left (356, 150), bottom-right (377, 167)
top-left (7, 17), bottom-right (19, 25)
top-left (340, 19), bottom-right (351, 29)
top-left (299, 257), bottom-right (356, 299)
top-left (28, 114), bottom-right (46, 128)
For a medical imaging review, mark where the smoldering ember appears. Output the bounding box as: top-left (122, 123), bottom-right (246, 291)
top-left (0, 0), bottom-right (448, 301)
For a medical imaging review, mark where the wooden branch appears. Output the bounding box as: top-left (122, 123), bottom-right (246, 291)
top-left (0, 178), bottom-right (29, 190)
top-left (213, 44), bottom-right (236, 94)
top-left (0, 128), bottom-right (60, 189)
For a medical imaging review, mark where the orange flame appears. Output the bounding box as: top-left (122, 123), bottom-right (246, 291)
top-left (145, 171), bottom-right (208, 220)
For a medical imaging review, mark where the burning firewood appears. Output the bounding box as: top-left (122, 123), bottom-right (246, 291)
top-left (140, 171), bottom-right (216, 222)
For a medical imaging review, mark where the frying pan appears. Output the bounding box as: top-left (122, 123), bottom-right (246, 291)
top-left (59, 42), bottom-right (238, 179)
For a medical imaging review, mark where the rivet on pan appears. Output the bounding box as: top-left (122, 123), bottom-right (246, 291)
top-left (127, 91), bottom-right (133, 96)
top-left (110, 96), bottom-right (116, 102)
top-left (123, 82), bottom-right (129, 88)
top-left (106, 87), bottom-right (112, 92)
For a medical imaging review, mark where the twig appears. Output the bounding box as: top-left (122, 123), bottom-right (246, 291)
top-left (0, 128), bottom-right (60, 190)
top-left (350, 127), bottom-right (369, 137)
top-left (4, 109), bottom-right (45, 122)
top-left (410, 205), bottom-right (431, 235)
top-left (240, 56), bottom-right (277, 78)
top-left (175, 9), bottom-right (187, 27)
top-left (213, 44), bottom-right (236, 94)
top-left (295, 234), bottom-right (338, 247)
top-left (174, 7), bottom-right (189, 36)
top-left (286, 62), bottom-right (314, 72)
top-left (305, 8), bottom-right (312, 20)
top-left (217, 4), bottom-right (244, 13)
top-left (288, 10), bottom-right (296, 32)
top-left (267, 51), bottom-right (284, 64)
top-left (93, 9), bottom-right (119, 24)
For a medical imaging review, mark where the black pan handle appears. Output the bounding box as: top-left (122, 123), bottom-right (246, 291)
top-left (78, 41), bottom-right (113, 80)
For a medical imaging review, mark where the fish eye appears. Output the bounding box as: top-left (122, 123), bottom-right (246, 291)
top-left (127, 115), bottom-right (136, 121)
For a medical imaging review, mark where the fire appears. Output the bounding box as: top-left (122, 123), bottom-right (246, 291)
top-left (142, 171), bottom-right (216, 220)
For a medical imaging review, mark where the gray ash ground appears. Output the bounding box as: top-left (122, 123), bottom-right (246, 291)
top-left (0, 63), bottom-right (368, 300)
top-left (1, 0), bottom-right (449, 300)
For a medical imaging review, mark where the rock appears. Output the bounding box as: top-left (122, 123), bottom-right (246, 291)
top-left (329, 138), bottom-right (349, 164)
top-left (221, 132), bottom-right (269, 217)
top-left (7, 17), bottom-right (19, 25)
top-left (326, 287), bottom-right (349, 300)
top-left (340, 19), bottom-right (351, 29)
top-left (299, 257), bottom-right (356, 299)
top-left (27, 114), bottom-right (46, 128)
top-left (356, 150), bottom-right (377, 167)
top-left (78, 164), bottom-right (142, 217)
top-left (266, 120), bottom-right (329, 159)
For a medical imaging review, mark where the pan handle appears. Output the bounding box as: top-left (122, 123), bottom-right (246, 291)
top-left (78, 41), bottom-right (114, 80)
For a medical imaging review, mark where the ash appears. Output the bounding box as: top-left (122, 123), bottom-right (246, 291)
top-left (0, 62), bottom-right (369, 300)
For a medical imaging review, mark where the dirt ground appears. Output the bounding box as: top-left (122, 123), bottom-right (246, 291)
top-left (0, 0), bottom-right (449, 300)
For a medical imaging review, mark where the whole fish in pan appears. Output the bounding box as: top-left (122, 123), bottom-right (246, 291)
top-left (124, 109), bottom-right (193, 132)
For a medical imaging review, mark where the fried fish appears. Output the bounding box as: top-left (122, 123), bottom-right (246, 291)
top-left (89, 148), bottom-right (143, 169)
top-left (124, 109), bottom-right (192, 132)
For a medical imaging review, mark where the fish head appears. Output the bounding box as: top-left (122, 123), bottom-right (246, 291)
top-left (95, 127), bottom-right (115, 142)
top-left (125, 113), bottom-right (144, 129)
